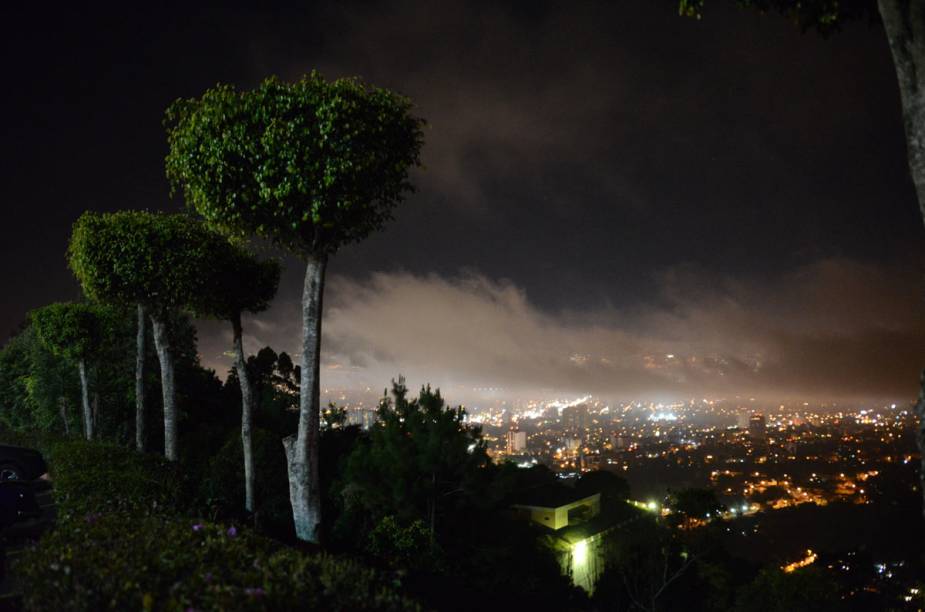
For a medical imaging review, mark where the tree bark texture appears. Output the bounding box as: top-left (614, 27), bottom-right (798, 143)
top-left (150, 316), bottom-right (178, 462)
top-left (59, 398), bottom-right (69, 436)
top-left (78, 359), bottom-right (93, 441)
top-left (232, 313), bottom-right (256, 514)
top-left (879, 0), bottom-right (925, 227)
top-left (283, 254), bottom-right (326, 543)
top-left (136, 303), bottom-right (147, 452)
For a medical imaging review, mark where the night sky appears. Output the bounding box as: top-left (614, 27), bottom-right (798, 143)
top-left (3, 1), bottom-right (923, 404)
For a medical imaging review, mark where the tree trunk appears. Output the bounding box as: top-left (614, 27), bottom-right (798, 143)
top-left (59, 398), bottom-right (69, 436)
top-left (232, 312), bottom-right (256, 515)
top-left (916, 370), bottom-right (925, 522)
top-left (150, 315), bottom-right (178, 462)
top-left (77, 359), bottom-right (93, 441)
top-left (878, 0), bottom-right (925, 520)
top-left (136, 303), bottom-right (147, 452)
top-left (879, 0), bottom-right (925, 228)
top-left (283, 253), bottom-right (326, 543)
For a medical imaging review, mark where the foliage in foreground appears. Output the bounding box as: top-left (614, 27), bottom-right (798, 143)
top-left (46, 440), bottom-right (192, 519)
top-left (0, 433), bottom-right (418, 611)
top-left (16, 513), bottom-right (419, 612)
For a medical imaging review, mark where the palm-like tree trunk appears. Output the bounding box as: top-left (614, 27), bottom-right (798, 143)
top-left (150, 315), bottom-right (178, 462)
top-left (59, 398), bottom-right (69, 436)
top-left (232, 312), bottom-right (256, 514)
top-left (879, 0), bottom-right (925, 227)
top-left (283, 253), bottom-right (326, 543)
top-left (77, 359), bottom-right (92, 440)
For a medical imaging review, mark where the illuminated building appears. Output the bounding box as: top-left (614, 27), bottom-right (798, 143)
top-left (562, 403), bottom-right (590, 431)
top-left (511, 488), bottom-right (600, 530)
top-left (506, 430), bottom-right (527, 454)
top-left (510, 485), bottom-right (615, 593)
top-left (748, 413), bottom-right (767, 441)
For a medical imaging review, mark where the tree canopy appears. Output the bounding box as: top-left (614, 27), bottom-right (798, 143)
top-left (192, 240), bottom-right (280, 322)
top-left (164, 72), bottom-right (425, 257)
top-left (30, 302), bottom-right (107, 363)
top-left (340, 378), bottom-right (489, 538)
top-left (68, 211), bottom-right (214, 315)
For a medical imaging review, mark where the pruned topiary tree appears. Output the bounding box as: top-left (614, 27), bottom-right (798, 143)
top-left (165, 72), bottom-right (424, 542)
top-left (193, 236), bottom-right (280, 515)
top-left (68, 211), bottom-right (212, 460)
top-left (30, 302), bottom-right (109, 440)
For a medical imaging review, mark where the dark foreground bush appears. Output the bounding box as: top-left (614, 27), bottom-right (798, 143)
top-left (45, 440), bottom-right (192, 518)
top-left (0, 432), bottom-right (191, 519)
top-left (17, 513), bottom-right (420, 611)
top-left (200, 428), bottom-right (293, 535)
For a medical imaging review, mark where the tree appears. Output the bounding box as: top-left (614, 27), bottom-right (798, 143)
top-left (340, 378), bottom-right (489, 545)
top-left (193, 236), bottom-right (280, 514)
top-left (165, 72), bottom-right (425, 542)
top-left (0, 324), bottom-right (80, 434)
top-left (594, 517), bottom-right (699, 612)
top-left (733, 566), bottom-right (840, 612)
top-left (69, 211), bottom-right (211, 460)
top-left (321, 403), bottom-right (348, 430)
top-left (576, 470), bottom-right (630, 511)
top-left (30, 302), bottom-right (108, 440)
top-left (668, 488), bottom-right (726, 529)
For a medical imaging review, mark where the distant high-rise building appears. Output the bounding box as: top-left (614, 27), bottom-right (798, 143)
top-left (736, 413), bottom-right (750, 430)
top-left (562, 404), bottom-right (590, 431)
top-left (347, 407), bottom-right (378, 430)
top-left (507, 430), bottom-right (527, 454)
top-left (748, 414), bottom-right (767, 440)
top-left (610, 434), bottom-right (631, 450)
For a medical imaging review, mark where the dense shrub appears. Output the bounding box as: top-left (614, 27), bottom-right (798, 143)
top-left (365, 515), bottom-right (439, 573)
top-left (733, 567), bottom-right (841, 612)
top-left (16, 513), bottom-right (419, 611)
top-left (200, 428), bottom-right (292, 535)
top-left (0, 432), bottom-right (192, 519)
top-left (44, 440), bottom-right (193, 519)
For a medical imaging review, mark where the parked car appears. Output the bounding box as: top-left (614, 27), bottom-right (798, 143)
top-left (0, 445), bottom-right (47, 482)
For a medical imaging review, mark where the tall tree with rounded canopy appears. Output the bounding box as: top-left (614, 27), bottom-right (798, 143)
top-left (193, 236), bottom-right (280, 514)
top-left (30, 302), bottom-right (107, 440)
top-left (69, 211), bottom-right (211, 461)
top-left (165, 72), bottom-right (424, 542)
top-left (678, 0), bottom-right (925, 522)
